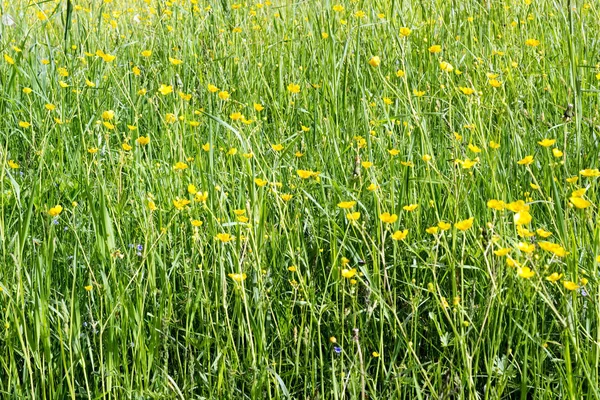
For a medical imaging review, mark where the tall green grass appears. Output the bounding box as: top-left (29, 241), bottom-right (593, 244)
top-left (1, 0), bottom-right (599, 398)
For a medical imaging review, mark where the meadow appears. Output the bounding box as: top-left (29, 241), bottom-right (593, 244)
top-left (1, 0), bottom-right (600, 398)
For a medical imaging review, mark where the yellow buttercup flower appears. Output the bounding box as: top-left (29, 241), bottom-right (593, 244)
top-left (379, 212), bottom-right (398, 224)
top-left (48, 205), bottom-right (63, 217)
top-left (454, 217), bottom-right (474, 231)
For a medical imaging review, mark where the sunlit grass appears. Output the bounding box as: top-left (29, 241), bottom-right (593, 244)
top-left (1, 0), bottom-right (600, 398)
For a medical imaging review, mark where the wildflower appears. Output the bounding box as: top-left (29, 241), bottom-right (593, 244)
top-left (536, 228), bottom-right (552, 238)
top-left (396, 70), bottom-right (405, 78)
top-left (173, 198), bottom-right (190, 210)
top-left (148, 201), bottom-right (157, 211)
top-left (455, 217), bottom-right (474, 231)
top-left (271, 143), bottom-right (284, 151)
top-left (254, 103), bottom-right (264, 111)
top-left (216, 233), bottom-right (234, 242)
top-left (487, 199), bottom-right (505, 210)
top-left (525, 38), bottom-right (540, 47)
top-left (392, 230), bottom-right (408, 240)
top-left (379, 212), bottom-right (398, 223)
top-left (337, 201), bottom-right (356, 209)
top-left (428, 45), bottom-right (442, 53)
top-left (403, 204), bottom-right (418, 212)
top-left (517, 155), bottom-right (534, 165)
top-left (399, 27), bottom-right (411, 37)
top-left (173, 162), bottom-right (188, 171)
top-left (438, 221), bottom-right (451, 230)
top-left (136, 136), bottom-right (150, 145)
top-left (333, 4), bottom-right (344, 12)
top-left (195, 192), bottom-right (209, 202)
top-left (48, 205), bottom-right (63, 217)
top-left (546, 272), bottom-right (563, 282)
top-left (254, 178), bottom-right (268, 187)
top-left (517, 267), bottom-right (535, 279)
top-left (439, 61), bottom-right (453, 72)
top-left (141, 50), bottom-right (152, 57)
top-left (514, 210), bottom-right (532, 225)
top-left (422, 154), bottom-right (432, 162)
top-left (562, 281), bottom-right (579, 291)
top-left (207, 84), bottom-right (219, 93)
top-left (7, 160), bottom-right (19, 169)
top-left (297, 170), bottom-right (314, 179)
top-left (19, 121), bottom-right (31, 128)
top-left (426, 226), bottom-right (439, 235)
top-left (361, 161), bottom-right (373, 168)
top-left (494, 248), bottom-right (511, 256)
top-left (228, 273), bottom-right (247, 282)
top-left (538, 138), bottom-right (556, 147)
top-left (459, 87), bottom-right (475, 95)
top-left (281, 194), bottom-right (293, 202)
top-left (488, 79), bottom-right (502, 88)
top-left (341, 268), bottom-right (357, 278)
top-left (372, 352), bottom-right (380, 357)
top-left (346, 212), bottom-right (360, 221)
top-left (368, 56), bottom-right (381, 67)
top-left (580, 169), bottom-right (600, 177)
top-left (169, 57), bottom-right (183, 65)
top-left (552, 148), bottom-right (563, 158)
top-left (287, 83), bottom-right (300, 94)
top-left (158, 84), bottom-right (173, 95)
top-left (489, 141), bottom-right (501, 149)
top-left (4, 54), bottom-right (15, 65)
top-left (517, 242), bottom-right (535, 253)
top-left (84, 285), bottom-right (93, 291)
top-left (570, 197), bottom-right (591, 209)
top-left (218, 91), bottom-right (230, 100)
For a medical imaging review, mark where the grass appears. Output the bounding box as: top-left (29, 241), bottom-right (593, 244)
top-left (1, 0), bottom-right (600, 398)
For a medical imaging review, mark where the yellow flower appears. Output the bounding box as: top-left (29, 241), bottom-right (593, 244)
top-left (396, 70), bottom-right (405, 78)
top-left (202, 143), bottom-right (211, 152)
top-left (368, 56), bottom-right (381, 67)
top-left (84, 285), bottom-right (93, 292)
top-left (228, 273), bottom-right (247, 282)
top-left (271, 143), bottom-right (284, 152)
top-left (207, 84), bottom-right (219, 93)
top-left (341, 268), bottom-right (357, 278)
top-left (487, 199), bottom-right (505, 210)
top-left (346, 212), bottom-right (360, 221)
top-left (254, 178), bottom-right (268, 187)
top-left (439, 61), bottom-right (453, 72)
top-left (552, 148), bottom-right (563, 158)
top-left (367, 183), bottom-right (378, 191)
top-left (488, 79), bottom-right (502, 88)
top-left (173, 162), bottom-right (188, 171)
top-left (169, 57), bottom-right (183, 65)
top-left (571, 188), bottom-right (586, 198)
top-left (195, 192), bottom-right (208, 202)
top-left (403, 204), bottom-right (418, 212)
top-left (570, 197), bottom-right (591, 209)
top-left (428, 45), bottom-right (442, 53)
top-left (287, 83), bottom-right (300, 94)
top-left (514, 210), bottom-right (532, 225)
top-left (562, 281), bottom-right (579, 291)
top-left (438, 221), bottom-right (451, 231)
top-left (19, 121), bottom-right (31, 129)
top-left (333, 4), bottom-right (344, 12)
top-left (122, 143), bottom-right (132, 151)
top-left (399, 27), bottom-right (411, 37)
top-left (87, 148), bottom-right (98, 154)
top-left (216, 233), bottom-right (234, 243)
top-left (297, 169), bottom-right (314, 179)
top-left (426, 226), bottom-right (439, 235)
top-left (489, 141), bottom-right (501, 149)
top-left (218, 91), bottom-right (230, 100)
top-left (422, 154), bottom-right (432, 162)
top-left (141, 50), bottom-right (152, 57)
top-left (517, 155), bottom-right (534, 165)
top-left (391, 229), bottom-right (408, 240)
top-left (545, 272), bottom-right (563, 282)
top-left (517, 242), bottom-right (535, 253)
top-left (4, 54), bottom-right (15, 65)
top-left (337, 201), bottom-right (356, 209)
top-left (191, 219), bottom-right (203, 227)
top-left (173, 198), bottom-right (191, 210)
top-left (459, 87), bottom-right (475, 95)
top-left (281, 194), bottom-right (293, 202)
top-left (580, 169), bottom-right (600, 177)
top-left (494, 248), bottom-right (511, 256)
top-left (7, 160), bottom-right (19, 169)
top-left (148, 201), bottom-right (157, 211)
top-left (517, 267), bottom-right (535, 279)
top-left (525, 38), bottom-right (540, 47)
top-left (536, 228), bottom-right (552, 238)
top-left (379, 212), bottom-right (398, 224)
top-left (48, 205), bottom-right (63, 217)
top-left (538, 138), bottom-right (556, 147)
top-left (467, 144), bottom-right (481, 153)
top-left (361, 161), bottom-right (373, 168)
top-left (254, 103), bottom-right (264, 111)
top-left (134, 135), bottom-right (150, 146)
top-left (454, 217), bottom-right (474, 231)
top-left (388, 149), bottom-right (400, 156)
top-left (230, 112), bottom-right (243, 121)
top-left (158, 84), bottom-right (173, 95)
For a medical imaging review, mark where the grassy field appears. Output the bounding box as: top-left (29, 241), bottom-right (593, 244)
top-left (1, 0), bottom-right (600, 398)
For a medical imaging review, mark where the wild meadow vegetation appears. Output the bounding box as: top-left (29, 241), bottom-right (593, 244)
top-left (1, 0), bottom-right (600, 398)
